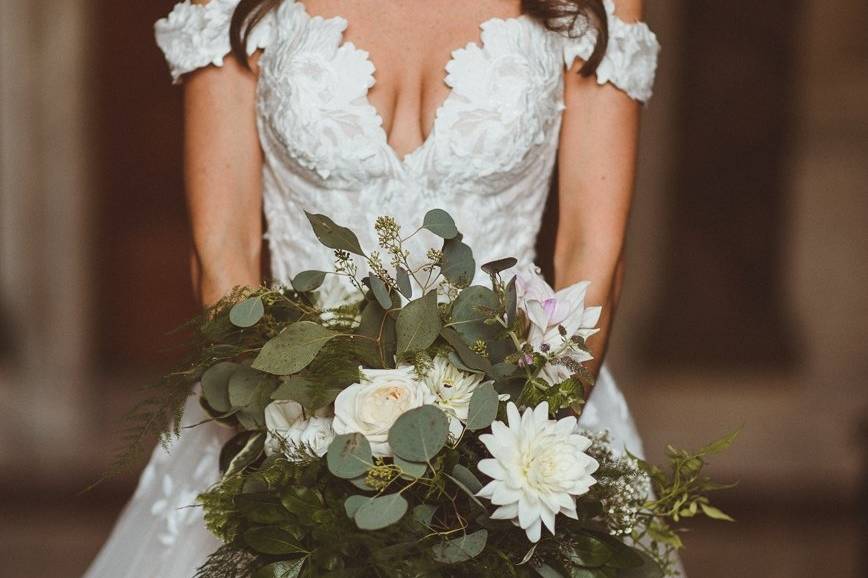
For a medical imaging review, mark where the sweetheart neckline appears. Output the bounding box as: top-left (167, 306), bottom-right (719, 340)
top-left (292, 0), bottom-right (533, 166)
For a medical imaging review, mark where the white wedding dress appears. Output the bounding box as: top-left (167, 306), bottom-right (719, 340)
top-left (83, 1), bottom-right (660, 576)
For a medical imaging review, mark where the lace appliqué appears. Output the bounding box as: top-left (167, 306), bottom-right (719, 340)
top-left (562, 0), bottom-right (660, 102)
top-left (155, 0), bottom-right (275, 84)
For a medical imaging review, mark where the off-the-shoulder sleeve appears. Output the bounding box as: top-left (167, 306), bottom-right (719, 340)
top-left (154, 0), bottom-right (275, 84)
top-left (563, 0), bottom-right (660, 102)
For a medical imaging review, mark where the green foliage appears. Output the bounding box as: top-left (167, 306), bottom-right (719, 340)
top-left (291, 270), bottom-right (327, 292)
top-left (388, 405), bottom-right (450, 462)
top-left (353, 493), bottom-right (409, 530)
top-left (252, 322), bottom-right (341, 376)
top-left (396, 291), bottom-right (441, 354)
top-left (327, 433), bottom-right (373, 479)
top-left (305, 212), bottom-right (366, 256)
top-left (441, 235), bottom-right (476, 287)
top-left (230, 296), bottom-right (265, 328)
top-left (422, 208), bottom-right (459, 239)
top-left (465, 383), bottom-right (499, 431)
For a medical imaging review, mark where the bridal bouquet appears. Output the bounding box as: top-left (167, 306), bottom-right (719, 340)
top-left (118, 210), bottom-right (734, 578)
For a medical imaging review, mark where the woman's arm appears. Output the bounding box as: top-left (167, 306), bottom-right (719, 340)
top-left (183, 6), bottom-right (263, 307)
top-left (554, 0), bottom-right (644, 375)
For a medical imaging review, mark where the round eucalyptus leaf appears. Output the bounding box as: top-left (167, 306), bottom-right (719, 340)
top-left (422, 209), bottom-right (459, 239)
top-left (291, 270), bottom-right (327, 292)
top-left (412, 504), bottom-right (437, 527)
top-left (230, 296), bottom-right (265, 328)
top-left (431, 529), bottom-right (488, 564)
top-left (326, 433), bottom-right (373, 479)
top-left (388, 405), bottom-right (449, 462)
top-left (466, 382), bottom-right (499, 432)
top-left (243, 526), bottom-right (307, 556)
top-left (252, 321), bottom-right (339, 376)
top-left (228, 366), bottom-right (276, 429)
top-left (202, 361), bottom-right (239, 413)
top-left (396, 291), bottom-right (441, 354)
top-left (353, 493), bottom-right (409, 530)
top-left (254, 559), bottom-right (305, 578)
top-left (394, 456), bottom-right (428, 480)
top-left (344, 495), bottom-right (369, 519)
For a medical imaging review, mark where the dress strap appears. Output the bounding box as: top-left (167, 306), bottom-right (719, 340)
top-left (562, 0), bottom-right (660, 102)
top-left (154, 0), bottom-right (276, 84)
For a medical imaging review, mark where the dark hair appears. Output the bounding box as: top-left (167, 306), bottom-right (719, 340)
top-left (229, 0), bottom-right (608, 77)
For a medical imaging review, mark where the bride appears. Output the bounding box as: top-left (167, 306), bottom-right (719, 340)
top-left (84, 0), bottom-right (659, 576)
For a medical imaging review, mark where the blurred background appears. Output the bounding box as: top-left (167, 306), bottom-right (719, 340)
top-left (1, 1), bottom-right (866, 577)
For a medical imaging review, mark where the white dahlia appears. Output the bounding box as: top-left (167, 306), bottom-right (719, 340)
top-left (476, 402), bottom-right (599, 542)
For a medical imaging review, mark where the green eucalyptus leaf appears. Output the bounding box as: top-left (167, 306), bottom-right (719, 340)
top-left (422, 209), bottom-right (459, 239)
top-left (452, 285), bottom-right (500, 343)
top-left (368, 275), bottom-right (393, 310)
top-left (431, 529), bottom-right (488, 563)
top-left (326, 433), bottom-right (373, 479)
top-left (230, 296), bottom-right (265, 328)
top-left (396, 267), bottom-right (413, 298)
top-left (394, 456), bottom-right (427, 480)
top-left (228, 366), bottom-right (276, 429)
top-left (356, 299), bottom-right (397, 369)
top-left (413, 504), bottom-right (437, 527)
top-left (481, 257), bottom-right (518, 276)
top-left (353, 493), bottom-right (409, 530)
top-left (305, 212), bottom-right (365, 256)
top-left (451, 464), bottom-right (483, 493)
top-left (292, 270), bottom-right (327, 292)
top-left (396, 291), bottom-right (441, 354)
top-left (441, 236), bottom-right (476, 286)
top-left (440, 328), bottom-right (492, 374)
top-left (344, 495), bottom-right (369, 518)
top-left (254, 559), bottom-right (305, 578)
top-left (244, 526), bottom-right (307, 555)
top-left (202, 361), bottom-right (238, 413)
top-left (388, 405), bottom-right (449, 462)
top-left (252, 321), bottom-right (339, 376)
top-left (466, 382), bottom-right (499, 431)
top-left (271, 376), bottom-right (342, 411)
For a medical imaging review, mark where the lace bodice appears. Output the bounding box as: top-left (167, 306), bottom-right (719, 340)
top-left (155, 0), bottom-right (659, 284)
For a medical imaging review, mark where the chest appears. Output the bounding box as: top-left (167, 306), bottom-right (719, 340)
top-left (256, 0), bottom-right (568, 189)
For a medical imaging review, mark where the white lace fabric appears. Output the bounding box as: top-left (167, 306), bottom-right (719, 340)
top-left (84, 3), bottom-right (661, 577)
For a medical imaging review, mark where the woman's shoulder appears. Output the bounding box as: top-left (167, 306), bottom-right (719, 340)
top-left (154, 0), bottom-right (277, 84)
top-left (560, 0), bottom-right (661, 102)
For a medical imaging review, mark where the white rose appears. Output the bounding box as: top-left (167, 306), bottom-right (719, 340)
top-left (333, 366), bottom-right (433, 457)
top-left (264, 400), bottom-right (335, 458)
top-left (263, 400), bottom-right (306, 456)
top-left (298, 416), bottom-right (336, 458)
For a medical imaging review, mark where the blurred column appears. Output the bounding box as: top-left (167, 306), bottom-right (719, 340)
top-left (644, 0), bottom-right (804, 369)
top-left (0, 0), bottom-right (93, 473)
